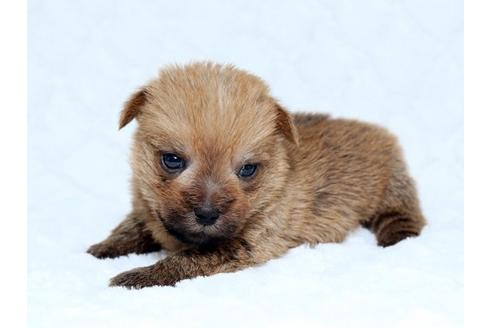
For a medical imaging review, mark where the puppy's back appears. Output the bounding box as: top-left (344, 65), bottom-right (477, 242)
top-left (289, 113), bottom-right (423, 246)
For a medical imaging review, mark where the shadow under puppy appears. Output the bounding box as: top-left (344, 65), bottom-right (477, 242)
top-left (88, 62), bottom-right (426, 288)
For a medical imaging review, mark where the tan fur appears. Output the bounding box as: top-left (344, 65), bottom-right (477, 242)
top-left (87, 62), bottom-right (426, 288)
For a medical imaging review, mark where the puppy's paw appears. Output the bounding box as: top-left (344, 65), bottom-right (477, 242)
top-left (87, 241), bottom-right (123, 259)
top-left (109, 266), bottom-right (177, 289)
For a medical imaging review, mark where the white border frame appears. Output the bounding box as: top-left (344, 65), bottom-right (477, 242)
top-left (0, 0), bottom-right (27, 326)
top-left (464, 0), bottom-right (492, 327)
top-left (1, 0), bottom-right (489, 325)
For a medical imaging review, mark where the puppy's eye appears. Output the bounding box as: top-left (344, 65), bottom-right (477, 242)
top-left (238, 164), bottom-right (257, 179)
top-left (161, 153), bottom-right (186, 172)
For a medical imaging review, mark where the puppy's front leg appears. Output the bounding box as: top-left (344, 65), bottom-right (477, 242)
top-left (87, 212), bottom-right (161, 259)
top-left (109, 239), bottom-right (281, 288)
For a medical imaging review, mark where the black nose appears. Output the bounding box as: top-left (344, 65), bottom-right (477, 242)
top-left (194, 207), bottom-right (220, 226)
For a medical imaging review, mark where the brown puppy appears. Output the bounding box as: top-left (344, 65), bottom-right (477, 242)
top-left (88, 62), bottom-right (426, 288)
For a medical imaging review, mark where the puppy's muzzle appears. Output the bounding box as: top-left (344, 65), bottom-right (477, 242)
top-left (193, 207), bottom-right (220, 226)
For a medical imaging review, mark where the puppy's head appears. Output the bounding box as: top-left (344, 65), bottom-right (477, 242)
top-left (120, 63), bottom-right (298, 247)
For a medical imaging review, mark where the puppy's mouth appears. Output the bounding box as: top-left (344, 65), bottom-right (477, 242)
top-left (157, 212), bottom-right (232, 247)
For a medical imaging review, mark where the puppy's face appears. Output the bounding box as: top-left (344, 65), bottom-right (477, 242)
top-left (120, 63), bottom-right (297, 247)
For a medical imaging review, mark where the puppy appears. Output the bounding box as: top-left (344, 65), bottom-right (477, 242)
top-left (88, 62), bottom-right (426, 288)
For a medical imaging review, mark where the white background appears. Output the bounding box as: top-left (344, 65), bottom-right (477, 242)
top-left (28, 0), bottom-right (463, 327)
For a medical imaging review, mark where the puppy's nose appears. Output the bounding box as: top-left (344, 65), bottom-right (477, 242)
top-left (194, 207), bottom-right (220, 226)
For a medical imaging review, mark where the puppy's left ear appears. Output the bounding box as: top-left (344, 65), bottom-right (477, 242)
top-left (274, 103), bottom-right (299, 146)
top-left (119, 88), bottom-right (148, 129)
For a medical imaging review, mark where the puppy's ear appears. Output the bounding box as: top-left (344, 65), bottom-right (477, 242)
top-left (119, 88), bottom-right (148, 129)
top-left (274, 103), bottom-right (299, 146)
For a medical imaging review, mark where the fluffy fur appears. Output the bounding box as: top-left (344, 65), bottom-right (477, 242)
top-left (88, 62), bottom-right (426, 288)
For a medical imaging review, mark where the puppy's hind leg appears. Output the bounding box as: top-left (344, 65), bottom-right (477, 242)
top-left (87, 212), bottom-right (161, 259)
top-left (366, 166), bottom-right (426, 247)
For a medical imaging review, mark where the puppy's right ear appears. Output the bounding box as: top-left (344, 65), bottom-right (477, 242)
top-left (274, 103), bottom-right (299, 146)
top-left (119, 88), bottom-right (148, 129)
